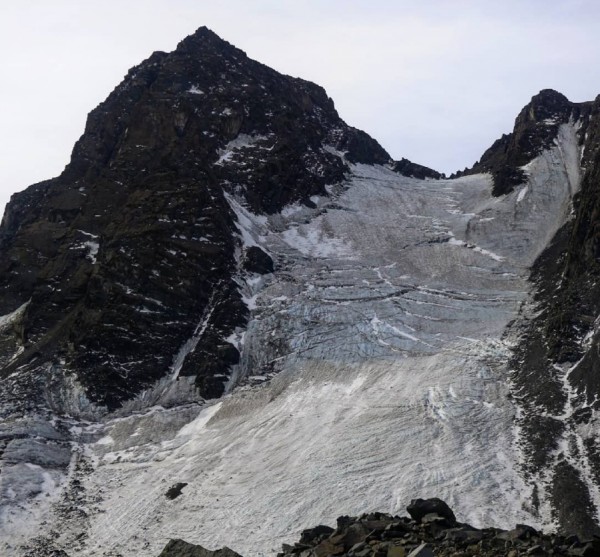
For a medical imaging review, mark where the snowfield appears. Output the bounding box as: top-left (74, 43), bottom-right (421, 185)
top-left (0, 124), bottom-right (583, 556)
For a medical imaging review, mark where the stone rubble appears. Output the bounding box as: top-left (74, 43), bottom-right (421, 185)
top-left (158, 499), bottom-right (600, 557)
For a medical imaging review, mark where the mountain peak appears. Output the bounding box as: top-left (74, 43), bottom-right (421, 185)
top-left (0, 22), bottom-right (394, 410)
top-left (523, 88), bottom-right (572, 123)
top-left (175, 26), bottom-right (241, 55)
top-left (532, 88), bottom-right (569, 102)
top-left (458, 88), bottom-right (593, 195)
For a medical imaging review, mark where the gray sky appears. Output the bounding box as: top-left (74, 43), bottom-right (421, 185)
top-left (1, 0), bottom-right (600, 215)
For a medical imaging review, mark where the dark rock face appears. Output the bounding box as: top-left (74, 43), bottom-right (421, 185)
top-left (0, 27), bottom-right (404, 412)
top-left (242, 246), bottom-right (274, 274)
top-left (390, 158), bottom-right (444, 180)
top-left (457, 89), bottom-right (594, 195)
top-left (508, 93), bottom-right (600, 537)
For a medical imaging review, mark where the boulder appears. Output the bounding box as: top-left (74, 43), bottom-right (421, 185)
top-left (314, 539), bottom-right (345, 557)
top-left (406, 498), bottom-right (456, 525)
top-left (299, 525), bottom-right (335, 545)
top-left (158, 539), bottom-right (242, 557)
top-left (165, 482), bottom-right (188, 500)
top-left (387, 546), bottom-right (406, 557)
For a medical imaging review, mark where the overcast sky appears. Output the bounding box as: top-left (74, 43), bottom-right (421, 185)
top-left (1, 0), bottom-right (600, 215)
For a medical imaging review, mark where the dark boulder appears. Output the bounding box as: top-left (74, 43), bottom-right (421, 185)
top-left (406, 498), bottom-right (456, 524)
top-left (299, 525), bottom-right (335, 545)
top-left (165, 482), bottom-right (188, 500)
top-left (158, 540), bottom-right (242, 557)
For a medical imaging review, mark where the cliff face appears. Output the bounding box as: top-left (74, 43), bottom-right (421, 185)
top-left (508, 93), bottom-right (600, 534)
top-left (458, 89), bottom-right (596, 196)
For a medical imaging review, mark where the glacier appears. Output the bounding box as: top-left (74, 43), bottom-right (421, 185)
top-left (0, 123), bottom-right (584, 556)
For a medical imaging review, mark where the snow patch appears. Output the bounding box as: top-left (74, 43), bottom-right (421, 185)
top-left (84, 241), bottom-right (99, 263)
top-left (224, 192), bottom-right (267, 250)
top-left (0, 301), bottom-right (29, 331)
top-left (169, 300), bottom-right (216, 381)
top-left (516, 186), bottom-right (528, 203)
top-left (281, 226), bottom-right (355, 259)
top-left (447, 233), bottom-right (505, 262)
top-left (215, 134), bottom-right (268, 165)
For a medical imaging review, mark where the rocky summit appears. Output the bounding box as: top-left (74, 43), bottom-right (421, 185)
top-left (3, 25), bottom-right (600, 557)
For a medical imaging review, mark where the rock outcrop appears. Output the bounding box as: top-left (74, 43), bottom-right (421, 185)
top-left (158, 499), bottom-right (600, 557)
top-left (456, 89), bottom-right (595, 196)
top-left (158, 540), bottom-right (242, 557)
top-left (506, 93), bottom-right (600, 536)
top-left (390, 158), bottom-right (444, 180)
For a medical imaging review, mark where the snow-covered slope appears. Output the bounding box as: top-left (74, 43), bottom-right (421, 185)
top-left (1, 124), bottom-right (582, 556)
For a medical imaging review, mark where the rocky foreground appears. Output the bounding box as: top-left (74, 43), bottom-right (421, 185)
top-left (158, 499), bottom-right (600, 557)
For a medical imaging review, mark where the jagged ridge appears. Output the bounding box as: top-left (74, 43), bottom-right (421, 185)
top-left (455, 89), bottom-right (597, 196)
